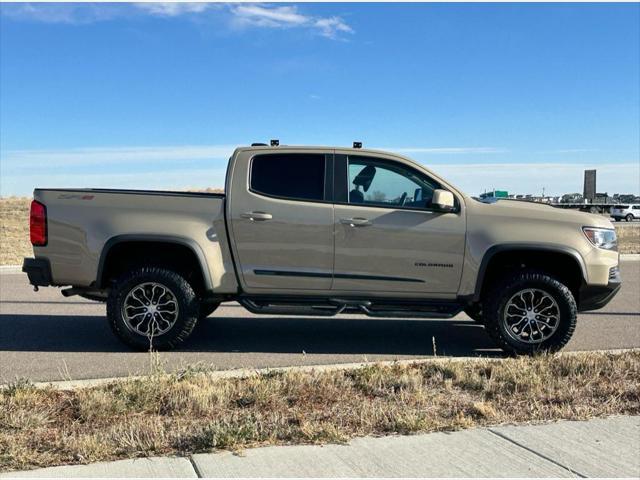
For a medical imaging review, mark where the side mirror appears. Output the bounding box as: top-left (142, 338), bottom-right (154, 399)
top-left (432, 189), bottom-right (455, 211)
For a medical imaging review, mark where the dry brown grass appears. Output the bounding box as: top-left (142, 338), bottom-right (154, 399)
top-left (0, 197), bottom-right (31, 266)
top-left (1, 351), bottom-right (639, 472)
top-left (616, 224), bottom-right (640, 254)
top-left (1, 197), bottom-right (638, 265)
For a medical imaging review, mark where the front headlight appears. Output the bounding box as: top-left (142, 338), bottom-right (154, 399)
top-left (582, 227), bottom-right (617, 251)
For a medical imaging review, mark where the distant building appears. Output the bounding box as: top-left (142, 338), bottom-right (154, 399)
top-left (583, 169), bottom-right (596, 203)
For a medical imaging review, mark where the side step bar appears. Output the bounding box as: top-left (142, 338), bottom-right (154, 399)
top-left (239, 297), bottom-right (462, 319)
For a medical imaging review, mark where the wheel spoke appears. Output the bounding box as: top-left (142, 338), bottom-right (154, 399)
top-left (510, 317), bottom-right (528, 331)
top-left (503, 288), bottom-right (560, 344)
top-left (122, 282), bottom-right (180, 337)
top-left (156, 300), bottom-right (176, 308)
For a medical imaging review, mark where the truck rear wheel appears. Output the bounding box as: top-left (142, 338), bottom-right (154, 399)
top-left (483, 270), bottom-right (577, 355)
top-left (107, 266), bottom-right (199, 351)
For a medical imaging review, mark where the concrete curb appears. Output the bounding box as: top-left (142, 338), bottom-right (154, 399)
top-left (10, 347), bottom-right (637, 391)
top-left (0, 456), bottom-right (197, 478)
top-left (0, 265), bottom-right (22, 274)
top-left (2, 415), bottom-right (638, 477)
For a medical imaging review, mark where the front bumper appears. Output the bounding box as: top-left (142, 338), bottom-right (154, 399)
top-left (578, 266), bottom-right (621, 311)
top-left (22, 258), bottom-right (52, 287)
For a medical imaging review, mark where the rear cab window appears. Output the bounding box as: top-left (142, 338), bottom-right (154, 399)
top-left (250, 153), bottom-right (327, 202)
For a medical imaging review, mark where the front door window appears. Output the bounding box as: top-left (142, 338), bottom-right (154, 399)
top-left (347, 157), bottom-right (441, 210)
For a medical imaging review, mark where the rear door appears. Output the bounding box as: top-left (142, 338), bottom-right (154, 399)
top-left (332, 154), bottom-right (466, 294)
top-left (228, 150), bottom-right (335, 292)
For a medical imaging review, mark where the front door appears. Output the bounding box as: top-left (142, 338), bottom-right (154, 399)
top-left (229, 151), bottom-right (335, 292)
top-left (332, 154), bottom-right (466, 294)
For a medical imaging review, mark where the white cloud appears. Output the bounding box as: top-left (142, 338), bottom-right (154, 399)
top-left (134, 3), bottom-right (211, 17)
top-left (1, 3), bottom-right (353, 39)
top-left (0, 3), bottom-right (124, 24)
top-left (313, 17), bottom-right (353, 39)
top-left (230, 5), bottom-right (308, 28)
top-left (228, 4), bottom-right (353, 39)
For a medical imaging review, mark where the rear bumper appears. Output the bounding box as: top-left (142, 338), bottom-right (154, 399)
top-left (578, 267), bottom-right (621, 312)
top-left (22, 258), bottom-right (52, 287)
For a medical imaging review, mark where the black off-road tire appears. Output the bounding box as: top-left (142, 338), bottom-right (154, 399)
top-left (107, 266), bottom-right (200, 351)
top-left (464, 304), bottom-right (485, 325)
top-left (614, 217), bottom-right (621, 222)
top-left (483, 270), bottom-right (577, 355)
top-left (626, 214), bottom-right (634, 222)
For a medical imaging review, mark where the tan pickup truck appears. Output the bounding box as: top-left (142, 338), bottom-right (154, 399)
top-left (23, 144), bottom-right (621, 354)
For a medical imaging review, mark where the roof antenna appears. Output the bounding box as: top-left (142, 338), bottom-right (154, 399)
top-left (353, 141), bottom-right (362, 149)
top-left (270, 139), bottom-right (280, 146)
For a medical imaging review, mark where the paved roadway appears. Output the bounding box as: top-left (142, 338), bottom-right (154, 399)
top-left (1, 261), bottom-right (638, 384)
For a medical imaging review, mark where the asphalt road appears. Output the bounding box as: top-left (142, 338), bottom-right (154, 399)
top-left (1, 261), bottom-right (638, 384)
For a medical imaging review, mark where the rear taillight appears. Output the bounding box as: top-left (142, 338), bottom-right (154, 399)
top-left (30, 200), bottom-right (47, 246)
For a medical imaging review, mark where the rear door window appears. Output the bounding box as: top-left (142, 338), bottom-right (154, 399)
top-left (250, 154), bottom-right (326, 202)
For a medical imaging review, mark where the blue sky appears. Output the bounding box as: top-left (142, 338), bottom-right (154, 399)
top-left (1, 2), bottom-right (639, 196)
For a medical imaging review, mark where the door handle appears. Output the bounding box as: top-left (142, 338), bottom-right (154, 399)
top-left (340, 217), bottom-right (372, 227)
top-left (241, 211), bottom-right (273, 221)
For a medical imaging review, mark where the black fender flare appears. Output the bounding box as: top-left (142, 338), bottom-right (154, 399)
top-left (472, 243), bottom-right (588, 302)
top-left (95, 234), bottom-right (213, 291)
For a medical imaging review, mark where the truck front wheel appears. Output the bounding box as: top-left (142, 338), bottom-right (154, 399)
top-left (107, 266), bottom-right (199, 351)
top-left (483, 270), bottom-right (577, 355)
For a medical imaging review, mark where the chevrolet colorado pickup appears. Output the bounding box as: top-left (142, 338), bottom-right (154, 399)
top-left (23, 144), bottom-right (621, 354)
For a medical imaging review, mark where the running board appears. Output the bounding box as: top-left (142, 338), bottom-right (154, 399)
top-left (239, 297), bottom-right (462, 319)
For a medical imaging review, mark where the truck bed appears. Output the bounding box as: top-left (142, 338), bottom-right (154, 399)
top-left (32, 188), bottom-right (237, 293)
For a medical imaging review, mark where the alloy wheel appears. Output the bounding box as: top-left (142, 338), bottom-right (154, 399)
top-left (122, 282), bottom-right (179, 336)
top-left (503, 288), bottom-right (560, 344)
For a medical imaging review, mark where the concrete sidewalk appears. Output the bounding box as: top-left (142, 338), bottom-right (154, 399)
top-left (2, 416), bottom-right (638, 478)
